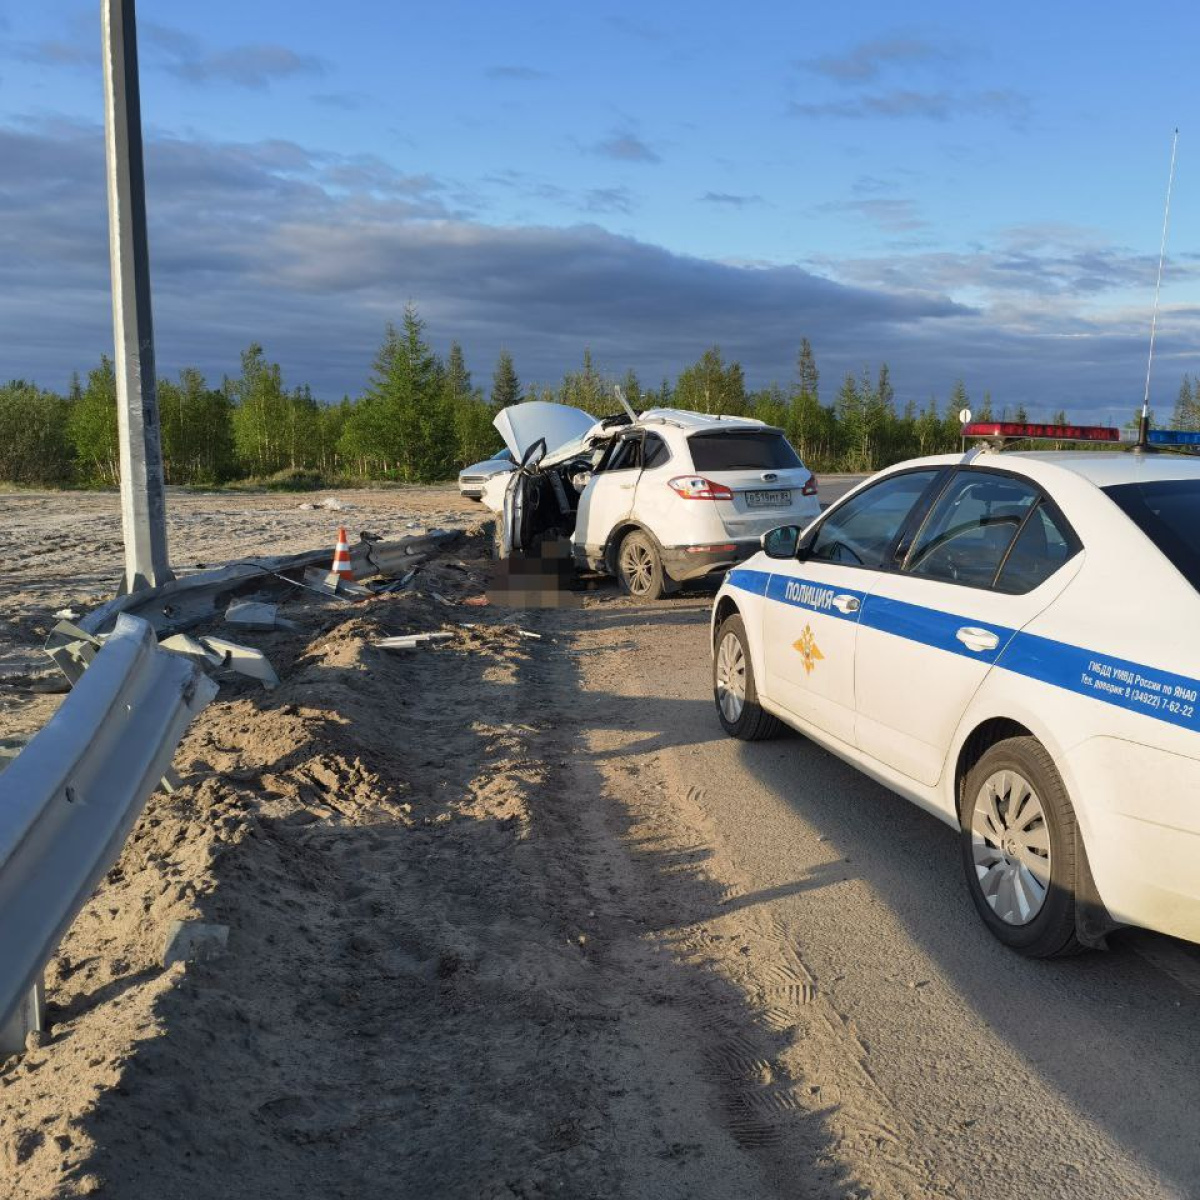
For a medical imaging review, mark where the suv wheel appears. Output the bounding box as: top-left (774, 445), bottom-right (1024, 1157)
top-left (713, 614), bottom-right (781, 741)
top-left (960, 736), bottom-right (1085, 958)
top-left (617, 531), bottom-right (666, 600)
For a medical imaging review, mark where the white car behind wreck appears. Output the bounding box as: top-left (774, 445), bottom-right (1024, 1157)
top-left (481, 399), bottom-right (821, 598)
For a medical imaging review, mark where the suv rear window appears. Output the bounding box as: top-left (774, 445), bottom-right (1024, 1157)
top-left (687, 431), bottom-right (802, 471)
top-left (1104, 479), bottom-right (1200, 592)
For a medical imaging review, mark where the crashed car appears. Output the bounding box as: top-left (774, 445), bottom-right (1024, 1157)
top-left (481, 396), bottom-right (820, 598)
top-left (457, 447), bottom-right (514, 500)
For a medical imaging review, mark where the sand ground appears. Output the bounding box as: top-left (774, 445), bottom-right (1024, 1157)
top-left (3, 485), bottom-right (1200, 1199)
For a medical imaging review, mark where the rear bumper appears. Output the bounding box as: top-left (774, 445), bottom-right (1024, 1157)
top-left (661, 540), bottom-right (759, 581)
top-left (1067, 736), bottom-right (1200, 943)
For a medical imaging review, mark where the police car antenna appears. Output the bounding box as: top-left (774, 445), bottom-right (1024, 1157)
top-left (1137, 127), bottom-right (1179, 451)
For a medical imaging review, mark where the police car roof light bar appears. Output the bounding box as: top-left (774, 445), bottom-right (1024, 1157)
top-left (1147, 429), bottom-right (1200, 448)
top-left (962, 421), bottom-right (1124, 445)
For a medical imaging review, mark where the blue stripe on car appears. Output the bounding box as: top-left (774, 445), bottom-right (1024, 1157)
top-left (726, 568), bottom-right (1200, 735)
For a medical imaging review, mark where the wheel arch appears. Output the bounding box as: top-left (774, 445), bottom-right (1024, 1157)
top-left (604, 520), bottom-right (650, 575)
top-left (712, 593), bottom-right (742, 649)
top-left (953, 717), bottom-right (1033, 821)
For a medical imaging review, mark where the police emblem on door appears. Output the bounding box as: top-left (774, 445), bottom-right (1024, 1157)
top-left (793, 624), bottom-right (824, 675)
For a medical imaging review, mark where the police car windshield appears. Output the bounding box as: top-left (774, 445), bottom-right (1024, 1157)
top-left (1104, 479), bottom-right (1200, 593)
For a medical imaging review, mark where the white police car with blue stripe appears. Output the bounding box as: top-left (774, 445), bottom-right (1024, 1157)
top-left (710, 429), bottom-right (1200, 956)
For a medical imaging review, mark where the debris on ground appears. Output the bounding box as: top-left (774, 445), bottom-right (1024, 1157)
top-left (161, 921), bottom-right (229, 968)
top-left (224, 601), bottom-right (297, 631)
top-left (374, 632), bottom-right (454, 651)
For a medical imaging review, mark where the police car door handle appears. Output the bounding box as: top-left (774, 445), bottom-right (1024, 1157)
top-left (956, 626), bottom-right (999, 652)
top-left (832, 594), bottom-right (860, 614)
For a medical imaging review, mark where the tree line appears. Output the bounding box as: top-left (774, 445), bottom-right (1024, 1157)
top-left (3, 301), bottom-right (1187, 489)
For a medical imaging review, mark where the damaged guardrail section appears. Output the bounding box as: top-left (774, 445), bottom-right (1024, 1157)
top-left (0, 615), bottom-right (218, 1053)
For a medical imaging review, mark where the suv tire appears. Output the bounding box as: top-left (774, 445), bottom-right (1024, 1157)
top-left (617, 531), bottom-right (667, 600)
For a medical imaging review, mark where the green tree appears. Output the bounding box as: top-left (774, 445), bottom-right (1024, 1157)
top-left (159, 368), bottom-right (235, 483)
top-left (69, 356), bottom-right (120, 485)
top-left (559, 347), bottom-right (608, 412)
top-left (0, 381), bottom-right (74, 484)
top-left (675, 347), bottom-right (747, 415)
top-left (230, 345), bottom-right (291, 477)
top-left (796, 338), bottom-right (819, 403)
top-left (1170, 375), bottom-right (1200, 431)
top-left (341, 305), bottom-right (450, 481)
top-left (491, 349), bottom-right (521, 411)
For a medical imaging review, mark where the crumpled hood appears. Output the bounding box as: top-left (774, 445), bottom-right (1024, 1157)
top-left (493, 402), bottom-right (598, 464)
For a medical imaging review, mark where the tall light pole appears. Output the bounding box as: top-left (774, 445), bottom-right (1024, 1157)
top-left (101, 0), bottom-right (172, 592)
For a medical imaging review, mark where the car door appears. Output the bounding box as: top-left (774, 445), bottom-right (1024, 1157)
top-left (574, 433), bottom-right (642, 562)
top-left (762, 468), bottom-right (945, 745)
top-left (855, 468), bottom-right (1084, 790)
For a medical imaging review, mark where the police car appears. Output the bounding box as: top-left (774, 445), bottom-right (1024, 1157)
top-left (710, 420), bottom-right (1200, 956)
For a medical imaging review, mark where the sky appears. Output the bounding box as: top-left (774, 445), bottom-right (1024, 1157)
top-left (1, 0), bottom-right (1199, 421)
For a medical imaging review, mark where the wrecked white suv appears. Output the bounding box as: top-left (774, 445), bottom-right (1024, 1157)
top-left (481, 397), bottom-right (821, 599)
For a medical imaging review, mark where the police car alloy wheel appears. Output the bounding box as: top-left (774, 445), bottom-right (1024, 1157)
top-left (960, 737), bottom-right (1083, 958)
top-left (713, 615), bottom-right (781, 741)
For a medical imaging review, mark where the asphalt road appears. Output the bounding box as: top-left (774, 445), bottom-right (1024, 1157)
top-left (567, 562), bottom-right (1200, 1198)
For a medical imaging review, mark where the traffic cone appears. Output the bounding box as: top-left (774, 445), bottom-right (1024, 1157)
top-left (331, 527), bottom-right (355, 583)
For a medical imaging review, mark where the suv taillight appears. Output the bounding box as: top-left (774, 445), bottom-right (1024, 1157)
top-left (801, 473), bottom-right (818, 497)
top-left (668, 475), bottom-right (734, 501)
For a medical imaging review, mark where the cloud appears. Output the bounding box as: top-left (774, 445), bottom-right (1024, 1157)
top-left (583, 187), bottom-right (635, 215)
top-left (801, 36), bottom-right (953, 84)
top-left (141, 23), bottom-right (325, 89)
top-left (605, 16), bottom-right (666, 42)
top-left (1, 117), bottom-right (1196, 420)
top-left (589, 129), bottom-right (661, 164)
top-left (9, 20), bottom-right (324, 89)
top-left (700, 192), bottom-right (763, 209)
top-left (485, 65), bottom-right (551, 81)
top-left (311, 91), bottom-right (369, 111)
top-left (789, 88), bottom-right (1029, 124)
top-left (485, 170), bottom-right (636, 216)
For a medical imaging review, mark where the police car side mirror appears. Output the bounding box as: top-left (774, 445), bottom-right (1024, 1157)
top-left (761, 525), bottom-right (801, 559)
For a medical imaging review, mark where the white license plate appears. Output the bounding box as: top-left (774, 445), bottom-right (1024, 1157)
top-left (746, 489), bottom-right (792, 508)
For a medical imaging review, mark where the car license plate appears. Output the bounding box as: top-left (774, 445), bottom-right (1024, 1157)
top-left (746, 489), bottom-right (792, 508)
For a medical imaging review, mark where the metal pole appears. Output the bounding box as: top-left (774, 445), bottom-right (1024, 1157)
top-left (101, 0), bottom-right (173, 592)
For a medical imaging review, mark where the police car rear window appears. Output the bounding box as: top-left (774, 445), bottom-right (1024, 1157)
top-left (687, 432), bottom-right (802, 471)
top-left (1104, 479), bottom-right (1200, 593)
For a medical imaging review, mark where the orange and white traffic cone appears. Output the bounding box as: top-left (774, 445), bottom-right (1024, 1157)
top-left (331, 527), bottom-right (355, 583)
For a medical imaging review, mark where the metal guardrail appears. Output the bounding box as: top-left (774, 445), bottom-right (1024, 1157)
top-left (0, 614), bottom-right (217, 1051)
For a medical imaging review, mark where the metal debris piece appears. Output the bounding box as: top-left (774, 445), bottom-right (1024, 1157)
top-left (44, 621), bottom-right (104, 685)
top-left (375, 633), bottom-right (454, 651)
top-left (431, 592), bottom-right (455, 606)
top-left (224, 600), bottom-right (298, 630)
top-left (302, 567), bottom-right (343, 597)
top-left (196, 636), bottom-right (280, 689)
top-left (516, 629), bottom-right (543, 640)
top-left (159, 633), bottom-right (226, 669)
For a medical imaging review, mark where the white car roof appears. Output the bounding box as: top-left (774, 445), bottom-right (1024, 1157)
top-left (879, 449), bottom-right (1200, 491)
top-left (635, 408), bottom-right (769, 432)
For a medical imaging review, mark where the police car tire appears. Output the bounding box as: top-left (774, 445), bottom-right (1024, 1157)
top-left (960, 737), bottom-right (1085, 959)
top-left (714, 614), bottom-right (782, 741)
